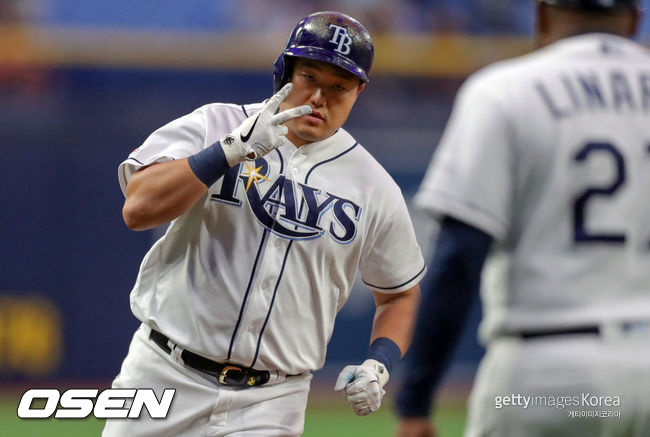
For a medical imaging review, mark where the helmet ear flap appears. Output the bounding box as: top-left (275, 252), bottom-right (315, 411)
top-left (272, 55), bottom-right (285, 93)
top-left (273, 55), bottom-right (295, 93)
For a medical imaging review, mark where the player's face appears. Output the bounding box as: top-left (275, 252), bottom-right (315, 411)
top-left (280, 58), bottom-right (364, 147)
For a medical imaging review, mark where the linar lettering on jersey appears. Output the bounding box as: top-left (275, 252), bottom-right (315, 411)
top-left (211, 158), bottom-right (361, 243)
top-left (535, 70), bottom-right (650, 119)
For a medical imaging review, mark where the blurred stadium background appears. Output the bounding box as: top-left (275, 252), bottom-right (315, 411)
top-left (1, 0), bottom-right (648, 435)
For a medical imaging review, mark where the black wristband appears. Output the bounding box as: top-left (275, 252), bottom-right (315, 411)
top-left (367, 337), bottom-right (401, 374)
top-left (187, 141), bottom-right (230, 187)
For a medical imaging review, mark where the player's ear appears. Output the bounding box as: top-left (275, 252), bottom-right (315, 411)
top-left (627, 8), bottom-right (641, 37)
top-left (357, 82), bottom-right (366, 94)
top-left (535, 2), bottom-right (551, 48)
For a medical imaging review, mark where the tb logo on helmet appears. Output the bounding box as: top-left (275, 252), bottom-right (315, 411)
top-left (328, 25), bottom-right (352, 55)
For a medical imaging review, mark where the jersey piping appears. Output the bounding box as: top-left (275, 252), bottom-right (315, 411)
top-left (362, 263), bottom-right (427, 291)
top-left (227, 229), bottom-right (270, 360)
top-left (304, 142), bottom-right (358, 183)
top-left (250, 240), bottom-right (294, 368)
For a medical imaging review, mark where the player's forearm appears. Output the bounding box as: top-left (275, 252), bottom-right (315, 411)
top-left (395, 217), bottom-right (493, 418)
top-left (371, 285), bottom-right (420, 356)
top-left (333, 286), bottom-right (420, 416)
top-left (122, 159), bottom-right (208, 231)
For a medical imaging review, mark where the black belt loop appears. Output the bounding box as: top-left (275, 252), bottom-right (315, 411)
top-left (149, 329), bottom-right (270, 387)
top-left (518, 326), bottom-right (600, 340)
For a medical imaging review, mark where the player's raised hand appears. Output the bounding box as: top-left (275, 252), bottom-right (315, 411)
top-left (219, 83), bottom-right (312, 166)
top-left (334, 359), bottom-right (389, 416)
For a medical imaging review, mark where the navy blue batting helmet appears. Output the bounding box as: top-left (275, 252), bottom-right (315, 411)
top-left (537, 0), bottom-right (640, 10)
top-left (273, 11), bottom-right (374, 92)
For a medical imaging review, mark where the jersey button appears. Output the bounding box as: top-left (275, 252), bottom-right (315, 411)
top-left (291, 168), bottom-right (299, 177)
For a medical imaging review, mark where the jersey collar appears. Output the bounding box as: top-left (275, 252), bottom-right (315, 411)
top-left (281, 127), bottom-right (357, 163)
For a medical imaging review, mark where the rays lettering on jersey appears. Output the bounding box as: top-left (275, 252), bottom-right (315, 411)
top-left (211, 159), bottom-right (361, 243)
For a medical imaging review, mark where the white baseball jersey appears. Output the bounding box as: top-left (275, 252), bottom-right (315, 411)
top-left (118, 101), bottom-right (426, 374)
top-left (415, 33), bottom-right (650, 342)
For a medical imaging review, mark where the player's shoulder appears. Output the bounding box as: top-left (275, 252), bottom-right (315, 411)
top-left (465, 33), bottom-right (648, 94)
top-left (339, 130), bottom-right (405, 197)
top-left (454, 39), bottom-right (577, 110)
top-left (194, 101), bottom-right (264, 119)
top-left (460, 48), bottom-right (549, 98)
top-left (336, 129), bottom-right (386, 172)
top-left (189, 101), bottom-right (265, 134)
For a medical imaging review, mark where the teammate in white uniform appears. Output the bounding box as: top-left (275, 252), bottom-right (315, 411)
top-left (103, 11), bottom-right (425, 437)
top-left (395, 1), bottom-right (649, 436)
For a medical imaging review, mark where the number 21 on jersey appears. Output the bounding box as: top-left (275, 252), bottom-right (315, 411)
top-left (572, 140), bottom-right (650, 247)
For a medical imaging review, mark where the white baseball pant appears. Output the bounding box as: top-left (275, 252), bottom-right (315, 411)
top-left (464, 322), bottom-right (650, 437)
top-left (102, 324), bottom-right (312, 437)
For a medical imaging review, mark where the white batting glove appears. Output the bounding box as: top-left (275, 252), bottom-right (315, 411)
top-left (219, 83), bottom-right (312, 166)
top-left (334, 359), bottom-right (390, 416)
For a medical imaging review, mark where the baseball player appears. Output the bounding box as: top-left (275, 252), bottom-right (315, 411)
top-left (103, 11), bottom-right (425, 437)
top-left (394, 1), bottom-right (650, 436)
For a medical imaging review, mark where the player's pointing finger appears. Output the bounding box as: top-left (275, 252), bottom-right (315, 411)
top-left (265, 82), bottom-right (294, 112)
top-left (271, 105), bottom-right (312, 125)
